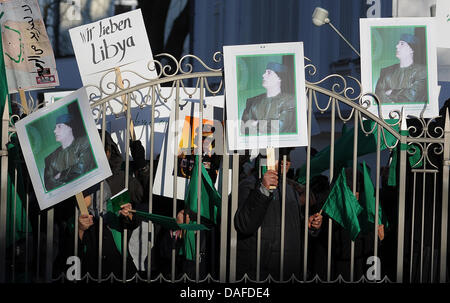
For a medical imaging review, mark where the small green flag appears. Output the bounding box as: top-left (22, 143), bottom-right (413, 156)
top-left (185, 156), bottom-right (221, 223)
top-left (132, 210), bottom-right (208, 231)
top-left (321, 167), bottom-right (363, 241)
top-left (387, 142), bottom-right (421, 186)
top-left (183, 155), bottom-right (221, 260)
top-left (297, 119), bottom-right (400, 184)
top-left (108, 189), bottom-right (208, 231)
top-left (109, 189), bottom-right (131, 213)
top-left (106, 190), bottom-right (129, 254)
top-left (360, 161), bottom-right (388, 230)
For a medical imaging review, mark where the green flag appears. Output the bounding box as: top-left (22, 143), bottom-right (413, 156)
top-left (183, 155), bottom-right (221, 260)
top-left (106, 189), bottom-right (209, 254)
top-left (360, 161), bottom-right (388, 231)
top-left (132, 211), bottom-right (208, 231)
top-left (106, 193), bottom-right (126, 254)
top-left (297, 119), bottom-right (399, 184)
top-left (388, 142), bottom-right (422, 186)
top-left (321, 167), bottom-right (363, 241)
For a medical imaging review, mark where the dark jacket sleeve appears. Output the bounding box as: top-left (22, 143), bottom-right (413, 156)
top-left (234, 176), bottom-right (273, 236)
top-left (44, 153), bottom-right (60, 191)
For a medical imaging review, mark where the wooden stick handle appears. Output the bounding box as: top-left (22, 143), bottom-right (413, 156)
top-left (18, 89), bottom-right (29, 115)
top-left (266, 147), bottom-right (277, 189)
top-left (114, 67), bottom-right (136, 141)
top-left (75, 192), bottom-right (89, 216)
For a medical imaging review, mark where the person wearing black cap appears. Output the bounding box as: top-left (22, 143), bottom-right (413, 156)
top-left (44, 113), bottom-right (96, 191)
top-left (375, 33), bottom-right (427, 104)
top-left (241, 61), bottom-right (296, 135)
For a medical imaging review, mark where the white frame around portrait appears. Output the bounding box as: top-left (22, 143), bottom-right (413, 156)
top-left (15, 87), bottom-right (112, 210)
top-left (360, 17), bottom-right (439, 119)
top-left (223, 42), bottom-right (308, 152)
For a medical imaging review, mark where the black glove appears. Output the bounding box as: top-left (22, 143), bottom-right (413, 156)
top-left (130, 140), bottom-right (146, 170)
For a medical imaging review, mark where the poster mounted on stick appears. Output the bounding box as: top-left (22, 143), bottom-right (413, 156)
top-left (223, 42), bottom-right (308, 152)
top-left (69, 8), bottom-right (159, 159)
top-left (360, 17), bottom-right (439, 119)
top-left (0, 0), bottom-right (59, 93)
top-left (153, 94), bottom-right (230, 200)
top-left (69, 8), bottom-right (157, 87)
top-left (15, 87), bottom-right (112, 210)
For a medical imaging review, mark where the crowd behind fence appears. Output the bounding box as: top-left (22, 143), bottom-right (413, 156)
top-left (1, 60), bottom-right (449, 283)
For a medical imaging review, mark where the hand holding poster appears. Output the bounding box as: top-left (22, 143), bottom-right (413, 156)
top-left (0, 0), bottom-right (59, 93)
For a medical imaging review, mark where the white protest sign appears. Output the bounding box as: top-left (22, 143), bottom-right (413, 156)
top-left (436, 0), bottom-right (450, 48)
top-left (69, 8), bottom-right (156, 86)
top-left (0, 0), bottom-right (59, 93)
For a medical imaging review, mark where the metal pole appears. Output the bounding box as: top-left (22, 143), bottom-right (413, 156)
top-left (45, 208), bottom-right (54, 282)
top-left (0, 104), bottom-right (9, 282)
top-left (171, 81), bottom-right (180, 282)
top-left (327, 98), bottom-right (336, 282)
top-left (229, 153), bottom-right (239, 282)
top-left (219, 100), bottom-right (229, 283)
top-left (440, 109), bottom-right (450, 282)
top-left (396, 117), bottom-right (408, 282)
top-left (195, 78), bottom-right (204, 282)
top-left (147, 84), bottom-right (156, 282)
top-left (279, 155), bottom-right (287, 281)
top-left (98, 106), bottom-right (107, 281)
top-left (303, 88), bottom-right (313, 281)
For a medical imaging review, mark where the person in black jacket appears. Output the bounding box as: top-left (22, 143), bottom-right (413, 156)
top-left (77, 182), bottom-right (138, 280)
top-left (234, 150), bottom-right (323, 281)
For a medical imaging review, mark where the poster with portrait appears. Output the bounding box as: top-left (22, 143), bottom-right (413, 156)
top-left (153, 95), bottom-right (231, 200)
top-left (360, 18), bottom-right (439, 119)
top-left (223, 42), bottom-right (308, 151)
top-left (0, 0), bottom-right (59, 93)
top-left (15, 87), bottom-right (112, 210)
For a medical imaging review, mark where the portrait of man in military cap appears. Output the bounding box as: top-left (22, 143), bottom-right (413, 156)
top-left (43, 106), bottom-right (97, 192)
top-left (239, 55), bottom-right (297, 136)
top-left (223, 42), bottom-right (309, 151)
top-left (371, 26), bottom-right (429, 105)
top-left (374, 32), bottom-right (428, 104)
top-left (15, 88), bottom-right (112, 211)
